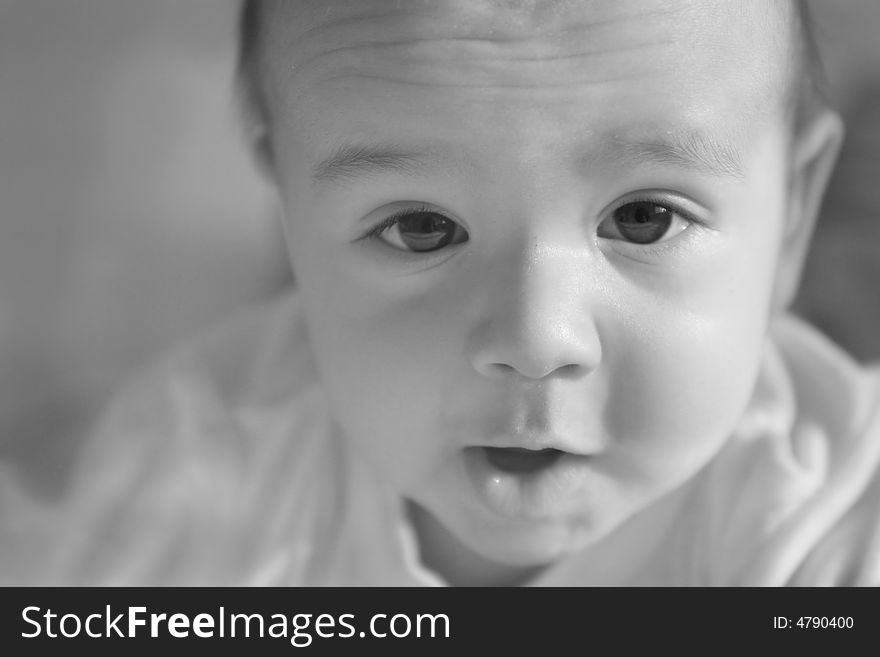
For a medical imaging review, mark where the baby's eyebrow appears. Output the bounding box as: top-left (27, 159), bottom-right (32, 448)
top-left (312, 130), bottom-right (745, 188)
top-left (604, 130), bottom-right (746, 181)
top-left (311, 143), bottom-right (431, 187)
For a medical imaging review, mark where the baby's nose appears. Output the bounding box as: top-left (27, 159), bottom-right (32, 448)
top-left (468, 242), bottom-right (602, 381)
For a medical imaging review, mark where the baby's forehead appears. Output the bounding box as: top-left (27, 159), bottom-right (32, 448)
top-left (256, 0), bottom-right (796, 133)
top-left (261, 0), bottom-right (793, 54)
top-left (275, 0), bottom-right (627, 41)
top-left (258, 0), bottom-right (796, 94)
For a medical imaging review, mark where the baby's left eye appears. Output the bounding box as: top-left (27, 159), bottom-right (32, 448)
top-left (369, 209), bottom-right (469, 253)
top-left (598, 201), bottom-right (690, 245)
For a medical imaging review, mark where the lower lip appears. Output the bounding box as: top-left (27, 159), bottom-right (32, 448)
top-left (463, 446), bottom-right (594, 520)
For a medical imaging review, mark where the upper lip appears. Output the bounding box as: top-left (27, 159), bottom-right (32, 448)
top-left (478, 431), bottom-right (591, 456)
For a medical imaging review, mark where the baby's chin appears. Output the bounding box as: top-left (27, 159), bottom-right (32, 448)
top-left (464, 512), bottom-right (611, 568)
top-left (417, 496), bottom-right (614, 565)
top-left (407, 498), bottom-right (608, 585)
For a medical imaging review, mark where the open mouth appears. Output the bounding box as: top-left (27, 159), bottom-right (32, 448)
top-left (482, 446), bottom-right (565, 474)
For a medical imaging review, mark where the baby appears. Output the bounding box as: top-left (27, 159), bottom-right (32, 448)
top-left (16, 0), bottom-right (880, 586)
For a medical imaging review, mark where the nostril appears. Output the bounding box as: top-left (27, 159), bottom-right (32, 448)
top-left (485, 360), bottom-right (588, 381)
top-left (554, 363), bottom-right (586, 380)
top-left (478, 362), bottom-right (518, 380)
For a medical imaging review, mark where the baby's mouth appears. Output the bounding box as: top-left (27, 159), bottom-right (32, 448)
top-left (481, 446), bottom-right (564, 474)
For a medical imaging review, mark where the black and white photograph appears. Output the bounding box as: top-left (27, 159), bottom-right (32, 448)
top-left (1, 0), bottom-right (879, 627)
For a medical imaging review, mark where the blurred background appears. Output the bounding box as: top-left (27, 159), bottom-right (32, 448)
top-left (0, 0), bottom-right (291, 496)
top-left (0, 0), bottom-right (878, 498)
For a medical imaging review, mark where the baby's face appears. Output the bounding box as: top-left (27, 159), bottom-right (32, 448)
top-left (264, 0), bottom-right (803, 567)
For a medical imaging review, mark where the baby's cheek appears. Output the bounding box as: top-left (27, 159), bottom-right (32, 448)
top-left (605, 313), bottom-right (764, 476)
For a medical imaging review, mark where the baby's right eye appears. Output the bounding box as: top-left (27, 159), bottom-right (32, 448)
top-left (366, 207), bottom-right (469, 253)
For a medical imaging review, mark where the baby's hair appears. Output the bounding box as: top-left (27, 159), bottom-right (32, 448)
top-left (236, 0), bottom-right (828, 144)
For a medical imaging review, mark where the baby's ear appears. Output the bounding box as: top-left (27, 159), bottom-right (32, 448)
top-left (774, 109), bottom-right (844, 310)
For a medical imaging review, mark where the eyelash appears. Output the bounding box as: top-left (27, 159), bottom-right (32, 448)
top-left (359, 205), bottom-right (438, 244)
top-left (624, 192), bottom-right (702, 223)
top-left (614, 193), bottom-right (701, 223)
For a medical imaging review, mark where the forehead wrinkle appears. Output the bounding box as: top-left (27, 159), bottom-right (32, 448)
top-left (297, 46), bottom-right (677, 93)
top-left (285, 35), bottom-right (678, 95)
top-left (283, 0), bottom-right (694, 47)
top-left (298, 33), bottom-right (677, 71)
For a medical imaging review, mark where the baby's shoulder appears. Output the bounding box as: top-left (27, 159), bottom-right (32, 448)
top-left (771, 314), bottom-right (880, 437)
top-left (87, 289), bottom-right (325, 475)
top-left (766, 315), bottom-right (880, 585)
